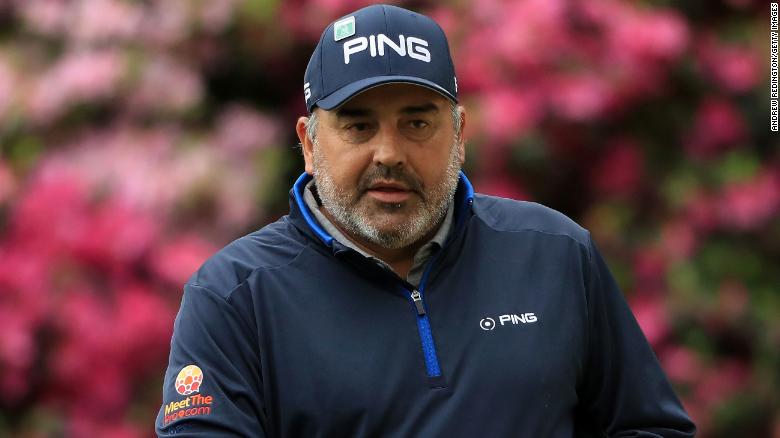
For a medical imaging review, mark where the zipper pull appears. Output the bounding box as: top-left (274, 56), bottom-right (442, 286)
top-left (410, 289), bottom-right (426, 315)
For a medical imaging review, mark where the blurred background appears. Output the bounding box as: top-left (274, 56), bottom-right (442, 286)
top-left (0, 0), bottom-right (777, 436)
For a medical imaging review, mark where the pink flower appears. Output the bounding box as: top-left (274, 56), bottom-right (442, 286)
top-left (684, 98), bottom-right (747, 159)
top-left (427, 7), bottom-right (458, 39)
top-left (0, 311), bottom-right (36, 370)
top-left (71, 199), bottom-right (161, 274)
top-left (71, 364), bottom-right (129, 414)
top-left (128, 56), bottom-right (203, 114)
top-left (0, 245), bottom-right (51, 325)
top-left (113, 285), bottom-right (176, 374)
top-left (215, 104), bottom-right (281, 157)
top-left (660, 219), bottom-right (698, 260)
top-left (633, 246), bottom-right (668, 287)
top-left (27, 50), bottom-right (125, 124)
top-left (138, 0), bottom-right (189, 46)
top-left (694, 359), bottom-right (749, 405)
top-left (456, 28), bottom-right (506, 91)
top-left (696, 37), bottom-right (761, 93)
top-left (717, 170), bottom-right (780, 231)
top-left (41, 126), bottom-right (187, 215)
top-left (0, 288), bottom-right (40, 403)
top-left (40, 285), bottom-right (172, 420)
top-left (684, 191), bottom-right (719, 233)
top-left (661, 345), bottom-right (702, 384)
top-left (215, 172), bottom-right (261, 229)
top-left (454, 0), bottom-right (568, 89)
top-left (629, 293), bottom-right (670, 347)
top-left (49, 292), bottom-right (117, 394)
top-left (599, 4), bottom-right (689, 100)
top-left (8, 168), bottom-right (92, 253)
top-left (18, 0), bottom-right (68, 36)
top-left (549, 74), bottom-right (613, 121)
top-left (590, 137), bottom-right (644, 198)
top-left (68, 0), bottom-right (142, 43)
top-left (610, 10), bottom-right (689, 63)
top-left (479, 89), bottom-right (543, 144)
top-left (150, 235), bottom-right (217, 287)
top-left (199, 0), bottom-right (239, 33)
top-left (32, 124), bottom-right (265, 234)
top-left (7, 161), bottom-right (165, 279)
top-left (493, 0), bottom-right (569, 70)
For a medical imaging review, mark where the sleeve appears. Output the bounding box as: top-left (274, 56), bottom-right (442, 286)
top-left (156, 283), bottom-right (266, 437)
top-left (574, 236), bottom-right (696, 438)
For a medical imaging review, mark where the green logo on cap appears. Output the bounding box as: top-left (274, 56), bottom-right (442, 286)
top-left (334, 16), bottom-right (355, 41)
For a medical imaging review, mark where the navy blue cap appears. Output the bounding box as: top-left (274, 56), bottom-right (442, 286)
top-left (303, 4), bottom-right (458, 113)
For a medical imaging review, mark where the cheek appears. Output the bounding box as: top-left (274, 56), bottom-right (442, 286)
top-left (335, 160), bottom-right (367, 188)
top-left (316, 143), bottom-right (372, 188)
top-left (410, 141), bottom-right (456, 187)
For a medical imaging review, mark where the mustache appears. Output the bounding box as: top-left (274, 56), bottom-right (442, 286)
top-left (357, 166), bottom-right (424, 199)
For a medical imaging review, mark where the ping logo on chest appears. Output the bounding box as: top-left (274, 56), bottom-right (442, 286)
top-left (479, 313), bottom-right (538, 331)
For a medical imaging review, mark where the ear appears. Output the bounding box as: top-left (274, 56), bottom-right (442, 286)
top-left (295, 114), bottom-right (315, 175)
top-left (456, 105), bottom-right (466, 166)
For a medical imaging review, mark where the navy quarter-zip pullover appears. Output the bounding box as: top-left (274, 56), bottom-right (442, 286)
top-left (156, 172), bottom-right (696, 437)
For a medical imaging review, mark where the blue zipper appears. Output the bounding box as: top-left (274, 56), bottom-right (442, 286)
top-left (406, 196), bottom-right (474, 380)
top-left (405, 251), bottom-right (445, 378)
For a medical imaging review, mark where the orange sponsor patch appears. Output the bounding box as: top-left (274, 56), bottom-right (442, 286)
top-left (175, 364), bottom-right (203, 395)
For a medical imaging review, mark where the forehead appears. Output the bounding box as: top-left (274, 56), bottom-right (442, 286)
top-left (329, 83), bottom-right (450, 115)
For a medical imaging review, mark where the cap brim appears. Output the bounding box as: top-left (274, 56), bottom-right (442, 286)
top-left (312, 76), bottom-right (457, 112)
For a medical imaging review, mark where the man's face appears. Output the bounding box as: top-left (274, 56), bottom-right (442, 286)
top-left (299, 83), bottom-right (465, 250)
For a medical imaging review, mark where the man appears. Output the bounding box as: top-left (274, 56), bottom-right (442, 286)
top-left (157, 4), bottom-right (696, 437)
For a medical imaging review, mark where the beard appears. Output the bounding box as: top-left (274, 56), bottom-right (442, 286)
top-left (312, 142), bottom-right (461, 250)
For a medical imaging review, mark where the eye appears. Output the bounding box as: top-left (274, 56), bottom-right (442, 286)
top-left (338, 121), bottom-right (377, 143)
top-left (400, 118), bottom-right (435, 141)
top-left (347, 122), bottom-right (372, 132)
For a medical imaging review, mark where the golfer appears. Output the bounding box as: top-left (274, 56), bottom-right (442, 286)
top-left (156, 4), bottom-right (696, 437)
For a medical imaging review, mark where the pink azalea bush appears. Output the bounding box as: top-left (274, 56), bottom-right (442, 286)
top-left (0, 0), bottom-right (776, 436)
top-left (0, 0), bottom-right (284, 435)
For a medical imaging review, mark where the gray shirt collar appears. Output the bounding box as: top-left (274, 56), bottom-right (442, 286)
top-left (303, 179), bottom-right (453, 286)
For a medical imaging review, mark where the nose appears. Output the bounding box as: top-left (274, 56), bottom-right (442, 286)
top-left (371, 127), bottom-right (406, 168)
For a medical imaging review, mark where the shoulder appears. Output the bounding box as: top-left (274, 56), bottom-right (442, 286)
top-left (186, 216), bottom-right (307, 300)
top-left (471, 193), bottom-right (590, 248)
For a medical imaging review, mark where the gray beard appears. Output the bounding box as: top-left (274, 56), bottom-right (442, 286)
top-left (312, 142), bottom-right (461, 250)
